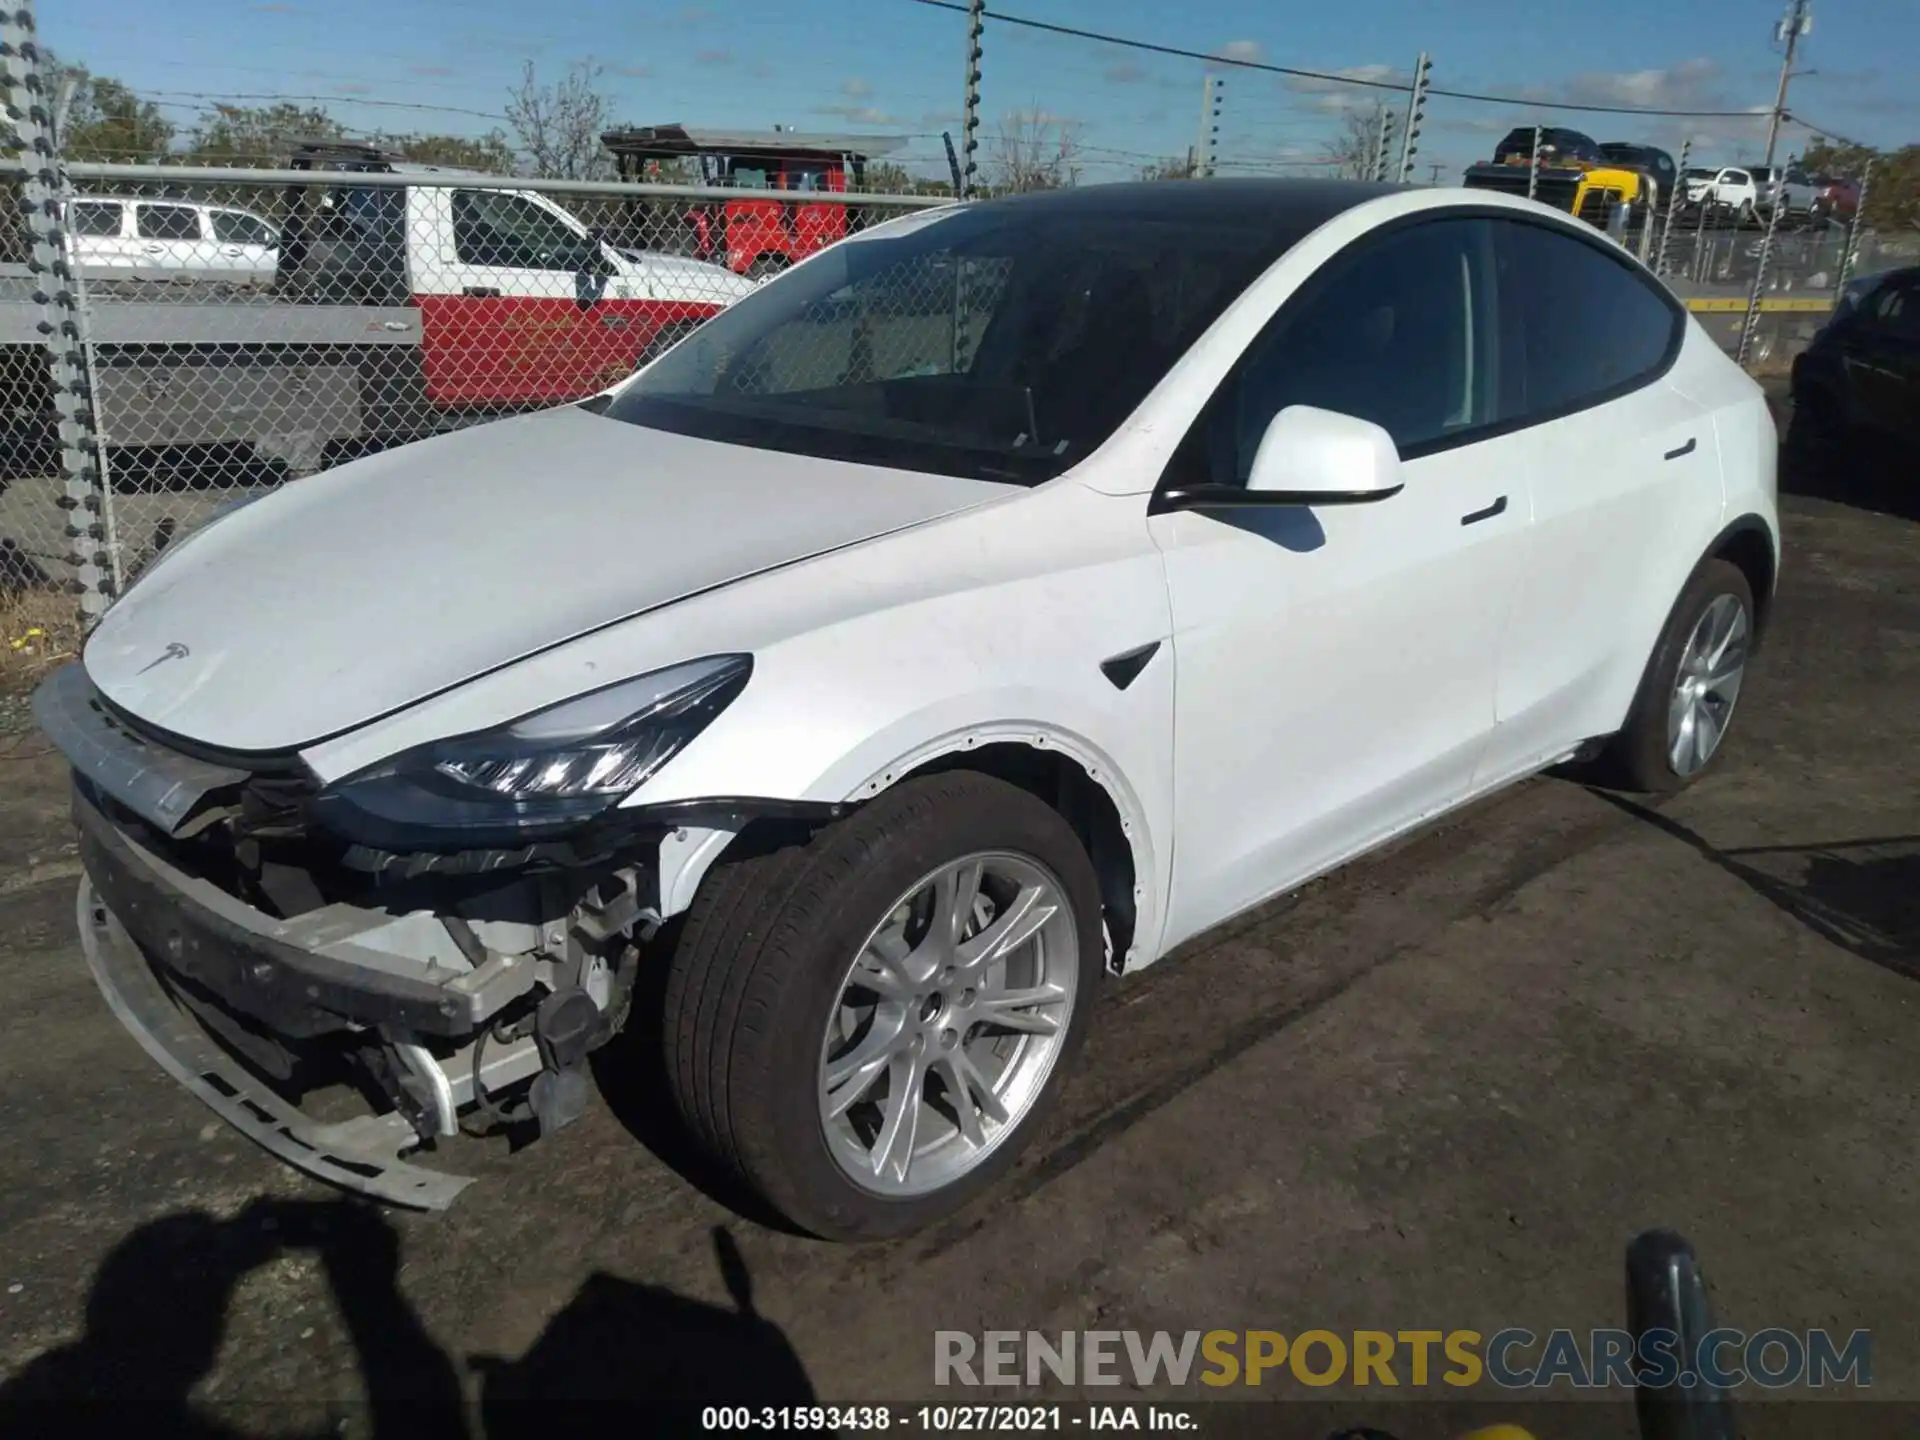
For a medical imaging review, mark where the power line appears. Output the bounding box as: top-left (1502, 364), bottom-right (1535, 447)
top-left (140, 88), bottom-right (511, 123)
top-left (1784, 111), bottom-right (1866, 148)
top-left (906, 0), bottom-right (1779, 118)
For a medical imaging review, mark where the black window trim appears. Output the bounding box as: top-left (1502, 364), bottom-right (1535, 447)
top-left (1151, 203), bottom-right (1686, 505)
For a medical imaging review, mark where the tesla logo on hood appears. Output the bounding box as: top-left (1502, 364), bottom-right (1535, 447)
top-left (136, 641), bottom-right (191, 675)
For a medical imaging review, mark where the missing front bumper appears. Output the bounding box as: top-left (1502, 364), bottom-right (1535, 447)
top-left (77, 877), bottom-right (474, 1209)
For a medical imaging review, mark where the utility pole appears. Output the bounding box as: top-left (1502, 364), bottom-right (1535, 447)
top-left (1762, 0), bottom-right (1812, 168)
top-left (1427, 162), bottom-right (1443, 184)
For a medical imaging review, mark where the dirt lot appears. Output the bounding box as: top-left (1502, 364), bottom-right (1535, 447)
top-left (0, 428), bottom-right (1914, 1439)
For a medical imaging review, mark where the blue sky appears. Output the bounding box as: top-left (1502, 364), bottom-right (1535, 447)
top-left (44, 0), bottom-right (1920, 181)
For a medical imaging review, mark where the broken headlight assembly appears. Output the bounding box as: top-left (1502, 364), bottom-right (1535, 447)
top-left (311, 654), bottom-right (752, 848)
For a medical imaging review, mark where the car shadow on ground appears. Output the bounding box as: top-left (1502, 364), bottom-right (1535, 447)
top-left (1778, 429), bottom-right (1920, 525)
top-left (1594, 792), bottom-right (1919, 980)
top-left (0, 1201), bottom-right (814, 1440)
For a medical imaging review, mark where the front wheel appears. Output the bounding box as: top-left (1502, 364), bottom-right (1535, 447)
top-left (661, 772), bottom-right (1105, 1240)
top-left (1595, 559), bottom-right (1756, 794)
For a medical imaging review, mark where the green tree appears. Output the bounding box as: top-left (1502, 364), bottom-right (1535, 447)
top-left (59, 73), bottom-right (174, 161)
top-left (370, 129), bottom-right (516, 173)
top-left (187, 102), bottom-right (345, 166)
top-left (1800, 139), bottom-right (1920, 232)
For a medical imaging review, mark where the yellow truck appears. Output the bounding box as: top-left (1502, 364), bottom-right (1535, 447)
top-left (1463, 126), bottom-right (1663, 229)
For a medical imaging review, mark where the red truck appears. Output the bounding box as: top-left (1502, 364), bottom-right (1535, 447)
top-left (603, 125), bottom-right (908, 280)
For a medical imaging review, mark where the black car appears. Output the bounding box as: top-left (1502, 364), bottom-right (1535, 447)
top-left (1491, 126), bottom-right (1605, 167)
top-left (1790, 265), bottom-right (1920, 450)
top-left (1601, 142), bottom-right (1679, 200)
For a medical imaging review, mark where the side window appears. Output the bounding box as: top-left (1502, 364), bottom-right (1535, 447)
top-left (451, 190), bottom-right (595, 270)
top-left (211, 210), bottom-right (276, 246)
top-left (135, 203), bottom-right (204, 241)
top-left (1723, 169), bottom-right (1749, 186)
top-left (70, 201), bottom-right (124, 237)
top-left (1875, 285), bottom-right (1920, 340)
top-left (1188, 217), bottom-right (1497, 483)
top-left (1492, 219), bottom-right (1679, 422)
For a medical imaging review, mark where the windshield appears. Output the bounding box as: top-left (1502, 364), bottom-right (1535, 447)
top-left (603, 199), bottom-right (1304, 484)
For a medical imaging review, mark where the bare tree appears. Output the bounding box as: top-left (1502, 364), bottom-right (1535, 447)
top-left (1321, 107), bottom-right (1382, 180)
top-left (505, 60), bottom-right (612, 179)
top-left (987, 108), bottom-right (1083, 194)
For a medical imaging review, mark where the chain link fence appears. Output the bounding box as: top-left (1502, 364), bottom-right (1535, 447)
top-left (0, 150), bottom-right (939, 621)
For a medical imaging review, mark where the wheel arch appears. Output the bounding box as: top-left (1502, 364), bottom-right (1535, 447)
top-left (656, 723), bottom-right (1158, 975)
top-left (1708, 513), bottom-right (1780, 646)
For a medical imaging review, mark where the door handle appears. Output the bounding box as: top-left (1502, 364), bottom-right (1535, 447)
top-left (1460, 495), bottom-right (1508, 526)
top-left (462, 286), bottom-right (502, 297)
top-left (221, 246), bottom-right (245, 256)
top-left (142, 244), bottom-right (165, 253)
top-left (1663, 437), bottom-right (1697, 460)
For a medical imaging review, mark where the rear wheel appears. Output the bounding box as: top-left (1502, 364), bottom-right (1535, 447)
top-left (1595, 559), bottom-right (1755, 794)
top-left (661, 772), bottom-right (1104, 1240)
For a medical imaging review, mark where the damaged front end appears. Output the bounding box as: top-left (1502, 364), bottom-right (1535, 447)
top-left (37, 662), bottom-right (697, 1208)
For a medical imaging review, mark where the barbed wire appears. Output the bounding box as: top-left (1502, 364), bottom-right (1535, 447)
top-left (907, 0), bottom-right (1799, 119)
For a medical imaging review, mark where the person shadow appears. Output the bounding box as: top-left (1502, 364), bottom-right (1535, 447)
top-left (0, 1201), bottom-right (813, 1440)
top-left (475, 1226), bottom-right (817, 1437)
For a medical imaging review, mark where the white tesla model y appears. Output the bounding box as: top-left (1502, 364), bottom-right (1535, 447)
top-left (37, 179), bottom-right (1778, 1238)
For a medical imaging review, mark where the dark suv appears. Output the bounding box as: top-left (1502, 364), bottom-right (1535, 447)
top-left (1790, 265), bottom-right (1920, 453)
top-left (1600, 143), bottom-right (1679, 203)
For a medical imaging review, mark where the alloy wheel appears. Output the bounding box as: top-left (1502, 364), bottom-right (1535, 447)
top-left (817, 851), bottom-right (1079, 1197)
top-left (1667, 593), bottom-right (1750, 777)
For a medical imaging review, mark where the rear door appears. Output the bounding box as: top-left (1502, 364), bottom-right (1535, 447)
top-left (131, 201), bottom-right (209, 280)
top-left (414, 187), bottom-right (661, 407)
top-left (1475, 215), bottom-right (1714, 783)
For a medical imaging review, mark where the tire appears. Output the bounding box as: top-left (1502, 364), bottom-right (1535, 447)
top-left (661, 772), bottom-right (1105, 1240)
top-left (744, 255), bottom-right (789, 282)
top-left (1594, 559), bottom-right (1757, 794)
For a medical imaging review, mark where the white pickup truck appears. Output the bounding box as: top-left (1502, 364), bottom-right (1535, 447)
top-left (1684, 164), bottom-right (1820, 221)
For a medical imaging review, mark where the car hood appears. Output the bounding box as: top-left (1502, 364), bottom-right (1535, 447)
top-left (620, 250), bottom-right (758, 301)
top-left (84, 406), bottom-right (1007, 752)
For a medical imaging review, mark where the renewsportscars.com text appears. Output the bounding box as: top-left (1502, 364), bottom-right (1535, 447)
top-left (934, 1328), bottom-right (1872, 1390)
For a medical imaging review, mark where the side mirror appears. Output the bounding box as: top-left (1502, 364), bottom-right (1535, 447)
top-left (1156, 405), bottom-right (1405, 513)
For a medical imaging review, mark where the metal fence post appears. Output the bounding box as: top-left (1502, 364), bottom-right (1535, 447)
top-left (958, 0), bottom-right (983, 200)
top-left (1527, 124), bottom-right (1542, 201)
top-left (1394, 53), bottom-right (1431, 184)
top-left (1654, 138), bottom-right (1690, 277)
top-left (1831, 155), bottom-right (1873, 297)
top-left (2, 0), bottom-right (112, 620)
top-left (1370, 105), bottom-right (1397, 184)
top-left (1737, 172), bottom-right (1787, 369)
top-left (1196, 72), bottom-right (1225, 179)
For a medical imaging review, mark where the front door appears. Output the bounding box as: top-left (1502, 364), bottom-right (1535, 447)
top-left (1149, 216), bottom-right (1531, 953)
top-left (416, 188), bottom-right (662, 407)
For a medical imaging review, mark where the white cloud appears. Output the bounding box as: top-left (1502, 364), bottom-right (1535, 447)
top-left (1216, 39), bottom-right (1265, 65)
top-left (813, 103), bottom-right (906, 126)
top-left (1104, 62), bottom-right (1148, 85)
top-left (840, 77), bottom-right (873, 99)
top-left (1285, 64), bottom-right (1403, 115)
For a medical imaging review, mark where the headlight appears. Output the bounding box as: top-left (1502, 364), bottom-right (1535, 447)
top-left (311, 654), bottom-right (752, 848)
